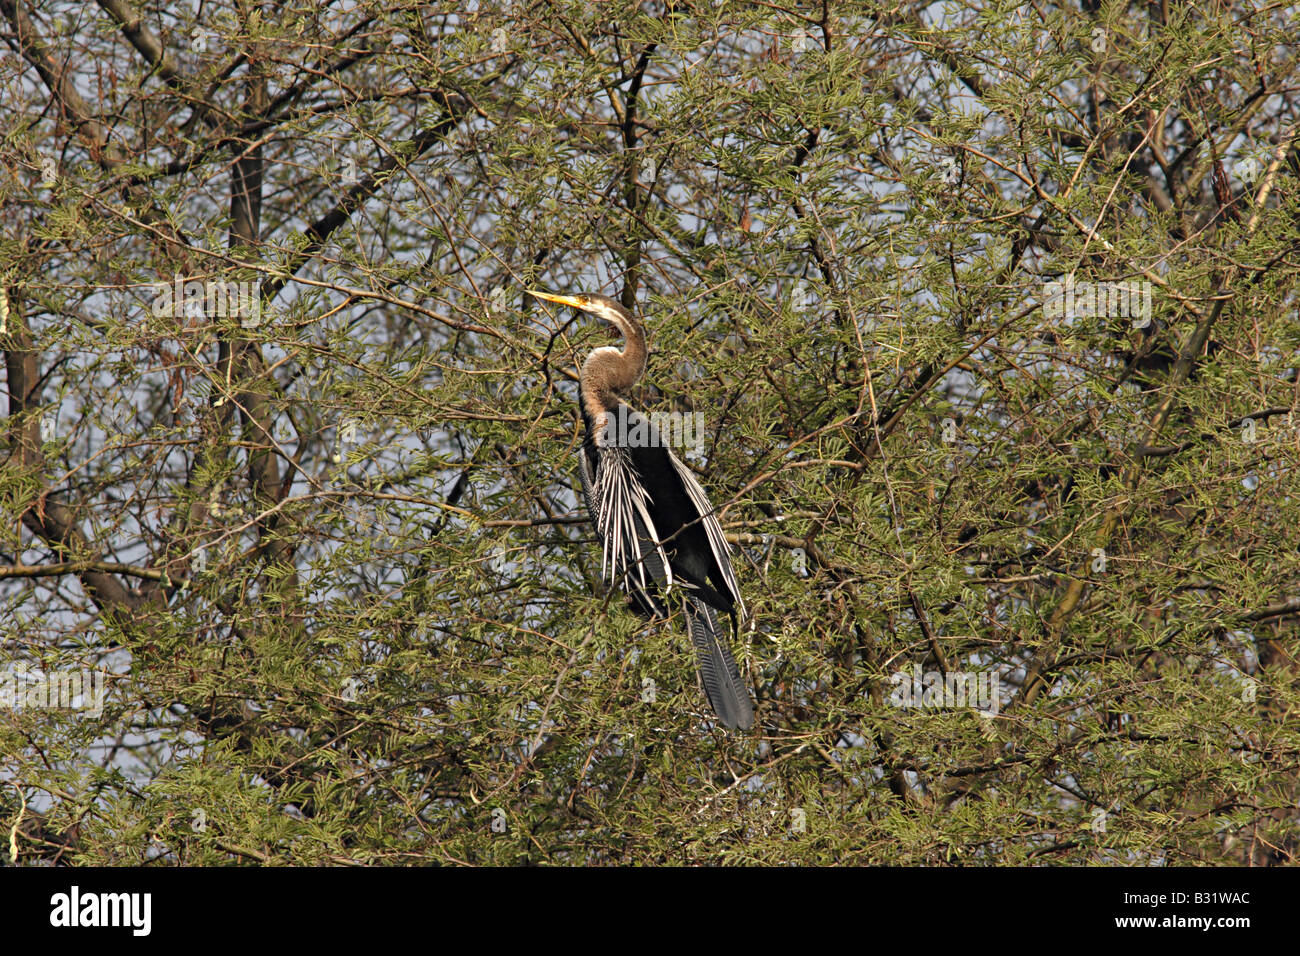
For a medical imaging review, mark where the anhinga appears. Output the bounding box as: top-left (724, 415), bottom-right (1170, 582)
top-left (527, 290), bottom-right (754, 730)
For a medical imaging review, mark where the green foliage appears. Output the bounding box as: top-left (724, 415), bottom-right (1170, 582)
top-left (1, 0), bottom-right (1299, 865)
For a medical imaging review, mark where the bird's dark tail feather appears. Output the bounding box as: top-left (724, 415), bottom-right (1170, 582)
top-left (683, 598), bottom-right (754, 731)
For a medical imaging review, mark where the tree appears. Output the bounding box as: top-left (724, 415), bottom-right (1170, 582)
top-left (2, 0), bottom-right (1298, 865)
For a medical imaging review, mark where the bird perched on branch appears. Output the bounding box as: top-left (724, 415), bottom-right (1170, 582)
top-left (527, 290), bottom-right (754, 731)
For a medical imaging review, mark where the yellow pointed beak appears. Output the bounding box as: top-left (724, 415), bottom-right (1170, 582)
top-left (526, 289), bottom-right (585, 309)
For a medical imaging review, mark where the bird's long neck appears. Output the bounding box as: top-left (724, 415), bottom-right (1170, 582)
top-left (580, 309), bottom-right (647, 426)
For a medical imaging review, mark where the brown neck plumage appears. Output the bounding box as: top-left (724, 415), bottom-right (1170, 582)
top-left (580, 307), bottom-right (647, 420)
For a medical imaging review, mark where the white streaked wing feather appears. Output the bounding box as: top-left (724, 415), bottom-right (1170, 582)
top-left (590, 445), bottom-right (673, 595)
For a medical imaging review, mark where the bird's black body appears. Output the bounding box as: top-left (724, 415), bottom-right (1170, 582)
top-left (579, 405), bottom-right (733, 611)
top-left (577, 404), bottom-right (753, 731)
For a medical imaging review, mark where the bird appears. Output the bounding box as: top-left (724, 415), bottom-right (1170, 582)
top-left (527, 289), bottom-right (754, 730)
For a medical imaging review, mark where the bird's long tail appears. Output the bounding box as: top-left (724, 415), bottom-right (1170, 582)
top-left (683, 597), bottom-right (754, 731)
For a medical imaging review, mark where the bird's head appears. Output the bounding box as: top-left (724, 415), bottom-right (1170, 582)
top-left (527, 289), bottom-right (647, 402)
top-left (525, 290), bottom-right (634, 329)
